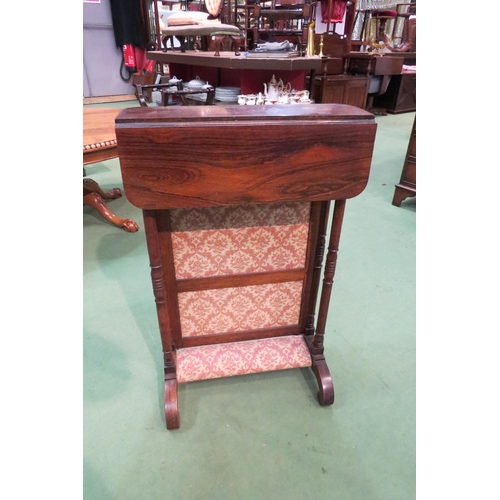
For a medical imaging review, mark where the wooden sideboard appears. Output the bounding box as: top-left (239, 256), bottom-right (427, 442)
top-left (115, 104), bottom-right (377, 429)
top-left (374, 72), bottom-right (416, 113)
top-left (392, 116), bottom-right (416, 206)
top-left (348, 52), bottom-right (404, 114)
top-left (312, 74), bottom-right (369, 109)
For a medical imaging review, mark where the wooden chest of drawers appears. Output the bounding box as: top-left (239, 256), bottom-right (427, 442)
top-left (392, 116), bottom-right (416, 206)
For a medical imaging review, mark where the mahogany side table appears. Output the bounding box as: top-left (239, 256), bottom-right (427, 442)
top-left (83, 107), bottom-right (139, 232)
top-left (116, 104), bottom-right (377, 429)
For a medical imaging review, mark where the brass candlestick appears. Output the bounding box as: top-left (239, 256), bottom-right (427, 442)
top-left (319, 35), bottom-right (324, 57)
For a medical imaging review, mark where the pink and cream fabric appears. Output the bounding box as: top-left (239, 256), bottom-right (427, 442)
top-left (171, 202), bottom-right (313, 381)
top-left (176, 335), bottom-right (312, 383)
top-left (170, 202), bottom-right (310, 279)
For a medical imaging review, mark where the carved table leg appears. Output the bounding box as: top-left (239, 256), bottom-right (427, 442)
top-left (84, 177), bottom-right (122, 200)
top-left (308, 199), bottom-right (347, 406)
top-left (83, 179), bottom-right (139, 232)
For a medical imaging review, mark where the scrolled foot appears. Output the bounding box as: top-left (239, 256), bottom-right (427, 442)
top-left (311, 356), bottom-right (334, 406)
top-left (107, 187), bottom-right (123, 200)
top-left (122, 219), bottom-right (139, 232)
top-left (164, 377), bottom-right (180, 430)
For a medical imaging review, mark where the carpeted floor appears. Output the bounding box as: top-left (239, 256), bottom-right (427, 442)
top-left (83, 103), bottom-right (415, 499)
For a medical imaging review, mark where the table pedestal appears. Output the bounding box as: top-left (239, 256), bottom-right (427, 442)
top-left (83, 108), bottom-right (139, 232)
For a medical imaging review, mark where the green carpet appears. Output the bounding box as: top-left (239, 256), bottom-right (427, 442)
top-left (84, 105), bottom-right (415, 499)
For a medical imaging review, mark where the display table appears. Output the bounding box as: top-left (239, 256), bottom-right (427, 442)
top-left (115, 104), bottom-right (377, 429)
top-left (146, 50), bottom-right (323, 96)
top-left (83, 108), bottom-right (138, 232)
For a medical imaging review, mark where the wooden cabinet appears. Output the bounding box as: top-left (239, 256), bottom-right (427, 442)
top-left (392, 116), bottom-right (416, 206)
top-left (313, 74), bottom-right (369, 109)
top-left (374, 73), bottom-right (416, 113)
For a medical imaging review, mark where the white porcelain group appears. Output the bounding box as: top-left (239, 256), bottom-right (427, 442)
top-left (168, 75), bottom-right (182, 85)
top-left (238, 89), bottom-right (311, 105)
top-left (184, 75), bottom-right (212, 90)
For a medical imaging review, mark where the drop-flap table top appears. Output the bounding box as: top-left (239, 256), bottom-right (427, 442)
top-left (115, 103), bottom-right (377, 209)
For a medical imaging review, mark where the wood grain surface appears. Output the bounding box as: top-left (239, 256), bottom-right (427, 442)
top-left (115, 104), bottom-right (377, 209)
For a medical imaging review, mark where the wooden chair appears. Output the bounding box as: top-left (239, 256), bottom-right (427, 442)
top-left (392, 2), bottom-right (416, 51)
top-left (352, 8), bottom-right (395, 47)
top-left (253, 0), bottom-right (317, 56)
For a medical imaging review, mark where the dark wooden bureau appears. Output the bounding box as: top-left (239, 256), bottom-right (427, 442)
top-left (374, 73), bottom-right (416, 114)
top-left (392, 116), bottom-right (416, 206)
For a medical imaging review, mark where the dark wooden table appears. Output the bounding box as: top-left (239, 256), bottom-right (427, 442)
top-left (115, 104), bottom-right (377, 429)
top-left (146, 50), bottom-right (323, 96)
top-left (83, 108), bottom-right (138, 232)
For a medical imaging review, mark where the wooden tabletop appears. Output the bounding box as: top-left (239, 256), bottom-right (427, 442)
top-left (83, 108), bottom-right (121, 166)
top-left (147, 50), bottom-right (324, 71)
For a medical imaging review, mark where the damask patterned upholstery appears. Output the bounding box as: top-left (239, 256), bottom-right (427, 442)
top-left (170, 202), bottom-right (310, 279)
top-left (176, 335), bottom-right (312, 383)
top-left (172, 202), bottom-right (313, 382)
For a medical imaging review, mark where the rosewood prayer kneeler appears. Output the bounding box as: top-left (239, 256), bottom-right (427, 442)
top-left (115, 104), bottom-right (376, 430)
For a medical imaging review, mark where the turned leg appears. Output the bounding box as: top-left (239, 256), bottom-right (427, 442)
top-left (232, 36), bottom-right (240, 56)
top-left (309, 199), bottom-right (347, 406)
top-left (143, 210), bottom-right (180, 429)
top-left (305, 201), bottom-right (330, 336)
top-left (214, 38), bottom-right (221, 57)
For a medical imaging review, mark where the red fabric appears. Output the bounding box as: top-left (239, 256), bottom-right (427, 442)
top-left (372, 10), bottom-right (398, 18)
top-left (321, 0), bottom-right (348, 24)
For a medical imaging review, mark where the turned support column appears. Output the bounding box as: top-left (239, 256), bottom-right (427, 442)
top-left (307, 199), bottom-right (346, 406)
top-left (305, 201), bottom-right (330, 336)
top-left (143, 210), bottom-right (179, 429)
top-left (313, 199), bottom-right (346, 352)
